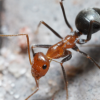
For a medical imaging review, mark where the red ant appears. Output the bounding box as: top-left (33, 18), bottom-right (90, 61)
top-left (1, 0), bottom-right (100, 100)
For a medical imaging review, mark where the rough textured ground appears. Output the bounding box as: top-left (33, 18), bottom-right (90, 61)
top-left (0, 0), bottom-right (100, 100)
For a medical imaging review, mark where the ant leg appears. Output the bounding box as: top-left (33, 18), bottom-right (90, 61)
top-left (77, 20), bottom-right (100, 44)
top-left (60, 0), bottom-right (73, 32)
top-left (81, 44), bottom-right (100, 47)
top-left (60, 64), bottom-right (69, 100)
top-left (35, 21), bottom-right (63, 39)
top-left (60, 50), bottom-right (72, 100)
top-left (31, 44), bottom-right (52, 57)
top-left (25, 79), bottom-right (39, 100)
top-left (31, 44), bottom-right (52, 49)
top-left (0, 34), bottom-right (32, 65)
top-left (72, 45), bottom-right (100, 69)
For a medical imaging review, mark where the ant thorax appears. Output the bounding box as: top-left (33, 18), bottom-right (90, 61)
top-left (62, 35), bottom-right (77, 49)
top-left (46, 35), bottom-right (77, 59)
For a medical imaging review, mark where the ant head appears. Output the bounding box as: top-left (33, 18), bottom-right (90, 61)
top-left (31, 52), bottom-right (50, 80)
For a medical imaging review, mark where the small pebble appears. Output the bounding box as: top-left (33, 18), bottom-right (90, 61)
top-left (0, 88), bottom-right (6, 98)
top-left (9, 91), bottom-right (14, 95)
top-left (0, 80), bottom-right (2, 86)
top-left (11, 83), bottom-right (15, 87)
top-left (8, 63), bottom-right (27, 78)
top-left (14, 94), bottom-right (20, 99)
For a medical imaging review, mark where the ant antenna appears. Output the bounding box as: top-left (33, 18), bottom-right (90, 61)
top-left (25, 79), bottom-right (39, 100)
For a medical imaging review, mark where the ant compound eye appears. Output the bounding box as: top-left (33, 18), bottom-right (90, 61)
top-left (42, 64), bottom-right (47, 69)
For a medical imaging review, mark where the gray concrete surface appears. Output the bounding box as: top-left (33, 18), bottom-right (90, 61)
top-left (0, 0), bottom-right (100, 100)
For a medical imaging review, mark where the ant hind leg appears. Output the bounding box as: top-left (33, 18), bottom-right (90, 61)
top-left (35, 21), bottom-right (63, 39)
top-left (72, 45), bottom-right (100, 69)
top-left (76, 20), bottom-right (100, 44)
top-left (60, 0), bottom-right (73, 32)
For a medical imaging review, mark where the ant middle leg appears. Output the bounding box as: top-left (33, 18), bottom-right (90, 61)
top-left (60, 0), bottom-right (73, 32)
top-left (35, 21), bottom-right (63, 39)
top-left (76, 20), bottom-right (100, 44)
top-left (31, 44), bottom-right (52, 49)
top-left (60, 50), bottom-right (72, 100)
top-left (72, 45), bottom-right (100, 69)
top-left (31, 44), bottom-right (52, 57)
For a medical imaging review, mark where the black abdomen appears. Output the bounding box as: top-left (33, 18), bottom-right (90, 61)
top-left (75, 8), bottom-right (100, 35)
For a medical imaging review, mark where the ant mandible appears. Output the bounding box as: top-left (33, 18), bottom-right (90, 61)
top-left (0, 0), bottom-right (100, 100)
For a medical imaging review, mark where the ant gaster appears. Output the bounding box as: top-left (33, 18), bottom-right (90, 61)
top-left (0, 0), bottom-right (100, 100)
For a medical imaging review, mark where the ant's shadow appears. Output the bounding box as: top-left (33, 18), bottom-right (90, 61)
top-left (63, 46), bottom-right (100, 100)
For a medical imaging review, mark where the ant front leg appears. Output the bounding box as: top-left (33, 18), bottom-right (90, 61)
top-left (60, 50), bottom-right (72, 100)
top-left (0, 34), bottom-right (40, 100)
top-left (0, 34), bottom-right (32, 65)
top-left (72, 45), bottom-right (100, 69)
top-left (60, 0), bottom-right (73, 32)
top-left (76, 20), bottom-right (100, 44)
top-left (35, 21), bottom-right (63, 39)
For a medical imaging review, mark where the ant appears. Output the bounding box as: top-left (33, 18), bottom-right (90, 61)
top-left (0, 0), bottom-right (100, 100)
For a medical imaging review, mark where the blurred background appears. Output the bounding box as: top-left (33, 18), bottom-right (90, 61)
top-left (0, 0), bottom-right (100, 100)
